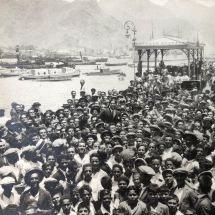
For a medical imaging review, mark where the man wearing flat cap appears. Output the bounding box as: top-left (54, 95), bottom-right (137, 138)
top-left (146, 184), bottom-right (169, 215)
top-left (137, 165), bottom-right (155, 203)
top-left (195, 171), bottom-right (215, 215)
top-left (173, 168), bottom-right (198, 213)
top-left (0, 176), bottom-right (20, 212)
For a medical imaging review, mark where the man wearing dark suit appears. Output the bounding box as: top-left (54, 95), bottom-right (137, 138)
top-left (20, 168), bottom-right (53, 214)
top-left (100, 100), bottom-right (121, 124)
top-left (173, 168), bottom-right (198, 213)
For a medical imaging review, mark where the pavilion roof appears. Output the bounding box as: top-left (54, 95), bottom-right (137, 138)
top-left (135, 35), bottom-right (205, 50)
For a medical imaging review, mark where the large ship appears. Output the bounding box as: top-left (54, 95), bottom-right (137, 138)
top-left (19, 67), bottom-right (80, 81)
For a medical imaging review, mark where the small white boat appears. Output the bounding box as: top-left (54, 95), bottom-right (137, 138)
top-left (0, 68), bottom-right (22, 77)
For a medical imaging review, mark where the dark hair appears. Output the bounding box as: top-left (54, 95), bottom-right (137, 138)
top-left (99, 189), bottom-right (111, 200)
top-left (112, 164), bottom-right (123, 173)
top-left (167, 194), bottom-right (179, 204)
top-left (60, 195), bottom-right (71, 205)
top-left (118, 175), bottom-right (129, 185)
top-left (79, 185), bottom-right (92, 198)
top-left (42, 162), bottom-right (53, 171)
top-left (150, 154), bottom-right (162, 164)
top-left (126, 185), bottom-right (140, 196)
top-left (90, 152), bottom-right (100, 162)
top-left (77, 202), bottom-right (90, 213)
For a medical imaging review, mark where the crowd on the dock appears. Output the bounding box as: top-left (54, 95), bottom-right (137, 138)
top-left (1, 62), bottom-right (215, 215)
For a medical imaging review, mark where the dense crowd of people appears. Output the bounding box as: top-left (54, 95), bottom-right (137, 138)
top-left (1, 64), bottom-right (215, 215)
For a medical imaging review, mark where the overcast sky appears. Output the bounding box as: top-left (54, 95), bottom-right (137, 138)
top-left (150, 0), bottom-right (215, 7)
top-left (62, 0), bottom-right (215, 7)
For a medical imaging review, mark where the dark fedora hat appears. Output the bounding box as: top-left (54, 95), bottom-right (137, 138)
top-left (24, 168), bottom-right (44, 185)
top-left (101, 130), bottom-right (112, 140)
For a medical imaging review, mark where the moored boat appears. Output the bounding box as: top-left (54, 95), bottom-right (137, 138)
top-left (19, 67), bottom-right (80, 81)
top-left (85, 67), bottom-right (125, 76)
top-left (105, 62), bottom-right (127, 66)
top-left (0, 68), bottom-right (22, 77)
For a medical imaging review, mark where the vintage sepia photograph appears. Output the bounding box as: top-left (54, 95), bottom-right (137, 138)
top-left (0, 0), bottom-right (215, 214)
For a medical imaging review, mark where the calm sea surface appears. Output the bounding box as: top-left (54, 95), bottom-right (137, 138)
top-left (0, 58), bottom-right (187, 116)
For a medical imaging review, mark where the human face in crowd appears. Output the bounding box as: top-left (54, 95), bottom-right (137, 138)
top-left (39, 128), bottom-right (47, 139)
top-left (92, 142), bottom-right (99, 150)
top-left (30, 173), bottom-right (40, 189)
top-left (52, 193), bottom-right (61, 208)
top-left (44, 164), bottom-right (53, 178)
top-left (147, 190), bottom-right (159, 207)
top-left (82, 190), bottom-right (91, 203)
top-left (167, 198), bottom-right (178, 214)
top-left (196, 146), bottom-right (204, 157)
top-left (72, 190), bottom-right (80, 204)
top-left (112, 166), bottom-right (123, 181)
top-left (133, 173), bottom-right (141, 188)
top-left (127, 189), bottom-right (138, 205)
top-left (32, 135), bottom-right (39, 145)
top-left (15, 104), bottom-right (22, 113)
top-left (63, 108), bottom-right (70, 117)
top-left (110, 124), bottom-right (117, 135)
top-left (78, 142), bottom-right (86, 155)
top-left (164, 136), bottom-right (173, 148)
top-left (55, 125), bottom-right (61, 134)
top-left (61, 199), bottom-right (71, 215)
top-left (109, 100), bottom-right (116, 110)
top-left (83, 166), bottom-right (92, 182)
top-left (61, 119), bottom-right (68, 128)
top-left (164, 173), bottom-right (174, 186)
top-left (68, 119), bottom-right (75, 128)
top-left (67, 127), bottom-right (75, 137)
top-left (68, 147), bottom-right (75, 160)
top-left (118, 180), bottom-right (128, 192)
top-left (194, 121), bottom-right (201, 131)
top-left (177, 121), bottom-right (184, 129)
top-left (151, 159), bottom-right (161, 173)
top-left (87, 137), bottom-right (95, 148)
top-left (148, 143), bottom-right (156, 153)
top-left (90, 156), bottom-right (100, 172)
top-left (120, 131), bottom-right (126, 138)
top-left (102, 193), bottom-right (112, 209)
top-left (20, 114), bottom-right (28, 123)
top-left (47, 155), bottom-right (56, 167)
top-left (71, 91), bottom-right (76, 98)
top-left (208, 111), bottom-right (214, 118)
top-left (113, 148), bottom-right (122, 162)
top-left (137, 121), bottom-right (144, 129)
top-left (137, 145), bottom-right (146, 158)
top-left (59, 158), bottom-right (68, 171)
top-left (127, 124), bottom-right (134, 133)
top-left (165, 160), bottom-right (174, 169)
top-left (78, 207), bottom-right (90, 215)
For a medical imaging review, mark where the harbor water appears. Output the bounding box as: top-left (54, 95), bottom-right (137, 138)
top-left (0, 58), bottom-right (188, 116)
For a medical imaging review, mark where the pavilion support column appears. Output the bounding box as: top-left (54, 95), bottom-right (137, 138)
top-left (161, 49), bottom-right (164, 61)
top-left (192, 49), bottom-right (196, 80)
top-left (154, 49), bottom-right (158, 69)
top-left (200, 48), bottom-right (203, 61)
top-left (146, 49), bottom-right (150, 72)
top-left (197, 48), bottom-right (199, 61)
top-left (137, 49), bottom-right (143, 78)
top-left (187, 49), bottom-right (191, 78)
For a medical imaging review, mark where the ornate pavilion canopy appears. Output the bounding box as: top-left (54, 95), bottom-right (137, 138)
top-left (135, 35), bottom-right (205, 79)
